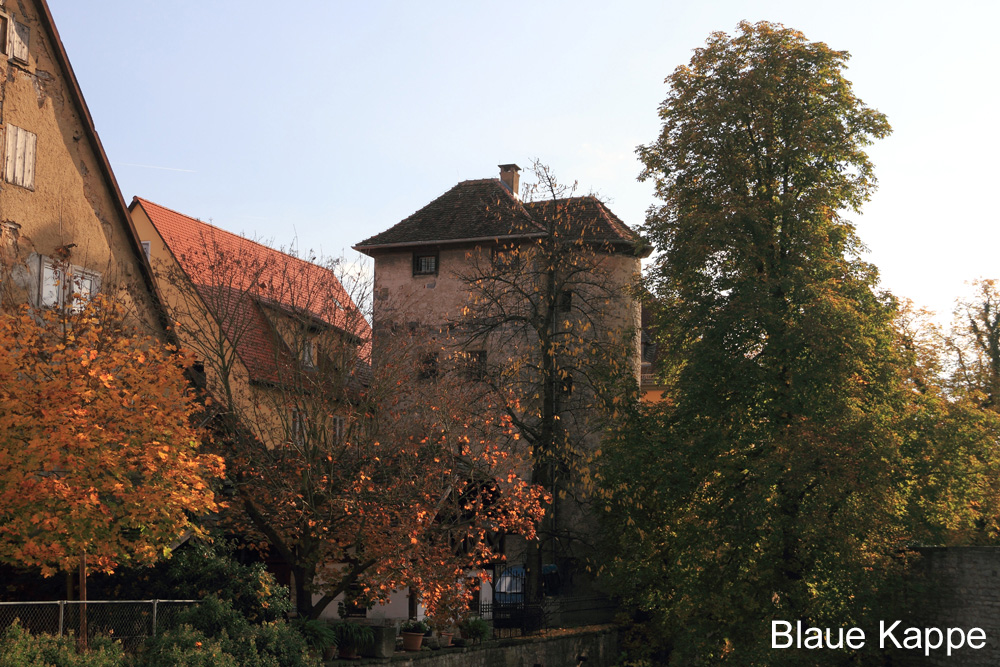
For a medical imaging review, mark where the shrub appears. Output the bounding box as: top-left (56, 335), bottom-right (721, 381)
top-left (458, 616), bottom-right (490, 642)
top-left (331, 622), bottom-right (373, 652)
top-left (138, 625), bottom-right (237, 667)
top-left (94, 541), bottom-right (289, 623)
top-left (290, 618), bottom-right (336, 653)
top-left (0, 621), bottom-right (125, 667)
top-left (156, 597), bottom-right (317, 667)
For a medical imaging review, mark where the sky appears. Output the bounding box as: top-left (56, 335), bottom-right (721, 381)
top-left (44, 0), bottom-right (1000, 321)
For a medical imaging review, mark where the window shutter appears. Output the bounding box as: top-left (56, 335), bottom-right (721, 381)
top-left (10, 19), bottom-right (28, 62)
top-left (21, 129), bottom-right (36, 189)
top-left (3, 126), bottom-right (15, 183)
top-left (4, 125), bottom-right (36, 189)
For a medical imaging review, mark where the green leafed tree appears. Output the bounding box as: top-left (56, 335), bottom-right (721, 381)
top-left (604, 21), bottom-right (907, 663)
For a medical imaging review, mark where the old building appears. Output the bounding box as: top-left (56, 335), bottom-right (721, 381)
top-left (130, 197), bottom-right (379, 617)
top-left (0, 0), bottom-right (162, 330)
top-left (355, 163), bottom-right (649, 625)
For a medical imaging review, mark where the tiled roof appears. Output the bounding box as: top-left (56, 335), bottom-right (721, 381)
top-left (355, 179), bottom-right (642, 253)
top-left (355, 179), bottom-right (542, 249)
top-left (134, 198), bottom-right (371, 384)
top-left (523, 197), bottom-right (640, 245)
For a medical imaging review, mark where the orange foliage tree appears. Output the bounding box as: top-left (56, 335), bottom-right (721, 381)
top-left (0, 295), bottom-right (223, 577)
top-left (149, 224), bottom-right (546, 619)
top-left (225, 333), bottom-right (548, 619)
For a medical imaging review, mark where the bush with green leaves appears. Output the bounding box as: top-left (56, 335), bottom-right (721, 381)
top-left (290, 618), bottom-right (336, 653)
top-left (331, 621), bottom-right (373, 653)
top-left (152, 597), bottom-right (317, 667)
top-left (458, 616), bottom-right (490, 642)
top-left (138, 625), bottom-right (237, 667)
top-left (93, 541), bottom-right (289, 623)
top-left (0, 621), bottom-right (125, 667)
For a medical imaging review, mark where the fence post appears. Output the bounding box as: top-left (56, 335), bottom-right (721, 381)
top-left (152, 600), bottom-right (158, 636)
top-left (58, 600), bottom-right (64, 637)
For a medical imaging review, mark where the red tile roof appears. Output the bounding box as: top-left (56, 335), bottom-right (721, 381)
top-left (355, 179), bottom-right (541, 250)
top-left (354, 179), bottom-right (644, 254)
top-left (133, 198), bottom-right (371, 384)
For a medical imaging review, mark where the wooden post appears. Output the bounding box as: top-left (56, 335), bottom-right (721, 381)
top-left (78, 553), bottom-right (88, 652)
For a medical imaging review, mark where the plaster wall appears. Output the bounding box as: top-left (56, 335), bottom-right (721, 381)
top-left (0, 0), bottom-right (161, 332)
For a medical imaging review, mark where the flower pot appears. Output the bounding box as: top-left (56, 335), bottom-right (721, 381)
top-left (402, 631), bottom-right (424, 651)
top-left (338, 644), bottom-right (360, 659)
top-left (439, 632), bottom-right (453, 647)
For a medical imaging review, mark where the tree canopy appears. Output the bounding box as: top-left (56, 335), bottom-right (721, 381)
top-left (599, 21), bottom-right (948, 664)
top-left (0, 295), bottom-right (222, 577)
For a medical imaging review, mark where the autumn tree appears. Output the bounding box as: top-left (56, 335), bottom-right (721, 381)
top-left (146, 215), bottom-right (546, 619)
top-left (0, 292), bottom-right (223, 579)
top-left (606, 21), bottom-right (905, 663)
top-left (945, 279), bottom-right (1000, 409)
top-left (453, 160), bottom-right (645, 604)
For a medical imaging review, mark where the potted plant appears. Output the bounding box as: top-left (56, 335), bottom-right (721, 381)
top-left (333, 621), bottom-right (374, 659)
top-left (458, 616), bottom-right (490, 644)
top-left (292, 617), bottom-right (338, 660)
top-left (400, 618), bottom-right (429, 652)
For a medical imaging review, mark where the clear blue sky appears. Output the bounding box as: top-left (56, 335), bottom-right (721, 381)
top-left (46, 1), bottom-right (999, 320)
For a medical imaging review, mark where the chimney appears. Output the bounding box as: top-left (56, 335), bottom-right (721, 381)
top-left (499, 163), bottom-right (521, 199)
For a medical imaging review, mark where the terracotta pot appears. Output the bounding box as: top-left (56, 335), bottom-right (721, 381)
top-left (402, 631), bottom-right (424, 652)
top-left (439, 632), bottom-right (453, 647)
top-left (338, 644), bottom-right (360, 659)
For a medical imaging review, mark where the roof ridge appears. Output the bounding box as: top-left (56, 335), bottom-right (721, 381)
top-left (136, 197), bottom-right (333, 273)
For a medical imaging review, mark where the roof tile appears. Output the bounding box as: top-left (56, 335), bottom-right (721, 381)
top-left (135, 198), bottom-right (371, 384)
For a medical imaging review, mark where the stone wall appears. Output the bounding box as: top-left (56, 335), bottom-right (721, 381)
top-left (359, 626), bottom-right (618, 667)
top-left (902, 547), bottom-right (1000, 666)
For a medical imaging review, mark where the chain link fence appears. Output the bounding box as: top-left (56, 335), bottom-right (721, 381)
top-left (0, 600), bottom-right (197, 651)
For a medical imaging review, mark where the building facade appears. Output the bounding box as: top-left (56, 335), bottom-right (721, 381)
top-left (0, 0), bottom-right (162, 331)
top-left (356, 164), bottom-right (649, 623)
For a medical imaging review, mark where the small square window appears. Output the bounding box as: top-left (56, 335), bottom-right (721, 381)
top-left (419, 351), bottom-right (439, 380)
top-left (466, 350), bottom-right (487, 381)
top-left (413, 253), bottom-right (438, 276)
top-left (558, 290), bottom-right (572, 313)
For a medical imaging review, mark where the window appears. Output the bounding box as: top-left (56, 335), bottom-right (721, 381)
top-left (38, 256), bottom-right (100, 311)
top-left (4, 124), bottom-right (37, 189)
top-left (419, 351), bottom-right (439, 380)
top-left (558, 290), bottom-right (572, 313)
top-left (413, 252), bottom-right (438, 276)
top-left (332, 415), bottom-right (344, 444)
top-left (291, 409), bottom-right (306, 446)
top-left (0, 13), bottom-right (8, 56)
top-left (301, 338), bottom-right (317, 369)
top-left (141, 241), bottom-right (151, 259)
top-left (492, 245), bottom-right (521, 269)
top-left (466, 350), bottom-right (487, 381)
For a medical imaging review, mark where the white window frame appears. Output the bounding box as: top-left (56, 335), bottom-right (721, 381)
top-left (141, 241), bottom-right (151, 260)
top-left (38, 256), bottom-right (101, 311)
